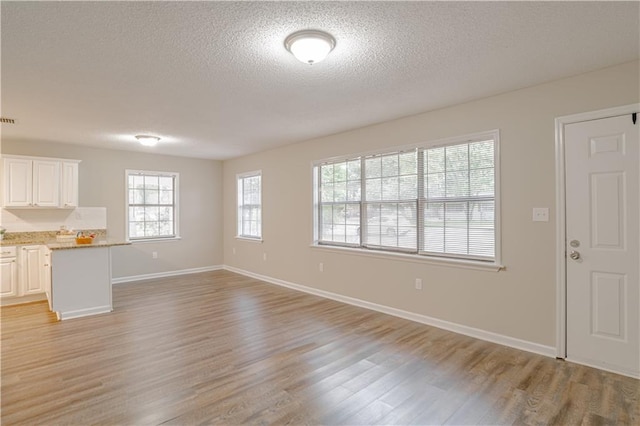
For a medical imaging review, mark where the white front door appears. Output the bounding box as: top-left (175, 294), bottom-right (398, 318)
top-left (565, 114), bottom-right (639, 377)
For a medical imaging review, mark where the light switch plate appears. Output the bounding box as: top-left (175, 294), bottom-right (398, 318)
top-left (532, 207), bottom-right (549, 222)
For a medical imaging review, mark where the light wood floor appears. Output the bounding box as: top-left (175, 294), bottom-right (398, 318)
top-left (1, 270), bottom-right (638, 425)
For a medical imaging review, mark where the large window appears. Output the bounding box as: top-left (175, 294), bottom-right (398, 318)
top-left (126, 170), bottom-right (179, 241)
top-left (314, 131), bottom-right (499, 262)
top-left (237, 171), bottom-right (262, 239)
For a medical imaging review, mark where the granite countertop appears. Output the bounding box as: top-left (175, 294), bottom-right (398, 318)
top-left (0, 230), bottom-right (130, 250)
top-left (46, 239), bottom-right (131, 250)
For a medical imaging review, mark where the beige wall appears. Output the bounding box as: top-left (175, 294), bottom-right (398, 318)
top-left (1, 141), bottom-right (224, 278)
top-left (222, 60), bottom-right (640, 347)
top-left (2, 61), bottom-right (637, 347)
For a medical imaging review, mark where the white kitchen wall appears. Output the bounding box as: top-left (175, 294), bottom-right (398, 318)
top-left (0, 142), bottom-right (223, 279)
top-left (1, 207), bottom-right (107, 232)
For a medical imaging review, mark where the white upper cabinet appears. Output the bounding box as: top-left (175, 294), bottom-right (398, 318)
top-left (32, 160), bottom-right (60, 207)
top-left (3, 158), bottom-right (32, 206)
top-left (2, 155), bottom-right (80, 208)
top-left (61, 161), bottom-right (79, 208)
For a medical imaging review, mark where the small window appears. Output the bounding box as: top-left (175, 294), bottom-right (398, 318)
top-left (237, 171), bottom-right (262, 239)
top-left (126, 170), bottom-right (179, 241)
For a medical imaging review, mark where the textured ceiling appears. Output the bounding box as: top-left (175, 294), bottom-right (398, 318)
top-left (1, 1), bottom-right (639, 160)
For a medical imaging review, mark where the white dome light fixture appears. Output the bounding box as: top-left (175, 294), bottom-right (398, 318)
top-left (285, 30), bottom-right (336, 65)
top-left (135, 135), bottom-right (161, 147)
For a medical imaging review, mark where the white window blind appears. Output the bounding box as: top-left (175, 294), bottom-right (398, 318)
top-left (237, 172), bottom-right (262, 239)
top-left (126, 170), bottom-right (178, 240)
top-left (319, 159), bottom-right (361, 245)
top-left (422, 140), bottom-right (495, 259)
top-left (363, 151), bottom-right (418, 251)
top-left (314, 132), bottom-right (498, 262)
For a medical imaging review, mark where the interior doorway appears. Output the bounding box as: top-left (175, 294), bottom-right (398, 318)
top-left (556, 104), bottom-right (639, 378)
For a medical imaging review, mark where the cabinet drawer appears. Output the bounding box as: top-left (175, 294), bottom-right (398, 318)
top-left (0, 247), bottom-right (17, 258)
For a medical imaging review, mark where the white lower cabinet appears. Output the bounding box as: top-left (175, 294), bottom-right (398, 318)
top-left (21, 245), bottom-right (45, 295)
top-left (0, 245), bottom-right (49, 306)
top-left (1, 247), bottom-right (19, 297)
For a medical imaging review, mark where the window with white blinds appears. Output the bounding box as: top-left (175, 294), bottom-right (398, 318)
top-left (363, 151), bottom-right (418, 251)
top-left (319, 159), bottom-right (361, 245)
top-left (237, 171), bottom-right (262, 239)
top-left (314, 131), bottom-right (499, 262)
top-left (422, 140), bottom-right (495, 259)
top-left (126, 170), bottom-right (179, 241)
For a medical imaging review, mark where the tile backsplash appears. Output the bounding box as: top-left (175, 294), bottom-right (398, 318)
top-left (1, 207), bottom-right (107, 232)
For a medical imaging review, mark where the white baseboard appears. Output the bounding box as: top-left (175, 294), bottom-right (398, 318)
top-left (112, 265), bottom-right (223, 285)
top-left (59, 305), bottom-right (112, 320)
top-left (1, 293), bottom-right (47, 307)
top-left (224, 265), bottom-right (556, 359)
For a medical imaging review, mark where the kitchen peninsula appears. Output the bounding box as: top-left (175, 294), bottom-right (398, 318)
top-left (48, 238), bottom-right (130, 320)
top-left (1, 230), bottom-right (129, 320)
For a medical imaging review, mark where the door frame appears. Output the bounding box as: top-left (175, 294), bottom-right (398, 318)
top-left (554, 103), bottom-right (640, 360)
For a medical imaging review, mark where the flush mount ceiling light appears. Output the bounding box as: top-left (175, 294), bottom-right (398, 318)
top-left (284, 30), bottom-right (336, 65)
top-left (135, 135), bottom-right (161, 147)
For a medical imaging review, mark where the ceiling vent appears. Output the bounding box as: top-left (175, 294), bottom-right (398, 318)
top-left (0, 117), bottom-right (16, 124)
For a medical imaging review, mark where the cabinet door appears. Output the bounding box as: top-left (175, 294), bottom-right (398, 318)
top-left (3, 158), bottom-right (32, 207)
top-left (61, 162), bottom-right (79, 208)
top-left (0, 258), bottom-right (18, 297)
top-left (42, 248), bottom-right (53, 310)
top-left (33, 160), bottom-right (60, 207)
top-left (21, 246), bottom-right (44, 295)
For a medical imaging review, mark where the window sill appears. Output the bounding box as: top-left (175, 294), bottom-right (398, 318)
top-left (309, 244), bottom-right (504, 272)
top-left (235, 236), bottom-right (263, 243)
top-left (129, 237), bottom-right (182, 244)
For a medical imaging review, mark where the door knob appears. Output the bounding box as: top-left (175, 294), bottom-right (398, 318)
top-left (570, 250), bottom-right (581, 260)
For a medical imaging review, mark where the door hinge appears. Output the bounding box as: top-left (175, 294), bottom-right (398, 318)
top-left (633, 112), bottom-right (637, 125)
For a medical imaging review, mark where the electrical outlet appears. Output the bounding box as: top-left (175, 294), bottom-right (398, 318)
top-left (415, 278), bottom-right (423, 290)
top-left (319, 262), bottom-right (324, 272)
top-left (263, 252), bottom-right (267, 261)
top-left (232, 247), bottom-right (236, 255)
top-left (152, 251), bottom-right (158, 259)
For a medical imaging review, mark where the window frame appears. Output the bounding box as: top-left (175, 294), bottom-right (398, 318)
top-left (315, 157), bottom-right (363, 249)
top-left (312, 130), bottom-right (502, 268)
top-left (236, 170), bottom-right (263, 241)
top-left (125, 169), bottom-right (180, 243)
